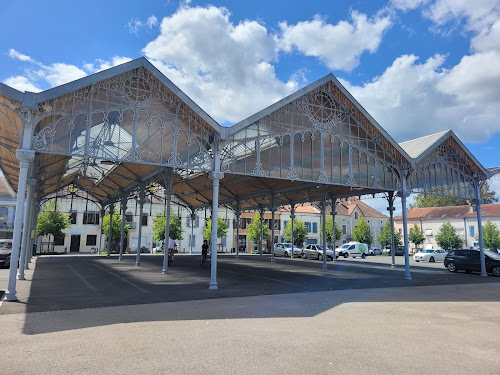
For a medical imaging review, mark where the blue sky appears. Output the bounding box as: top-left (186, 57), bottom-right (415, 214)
top-left (1, 0), bottom-right (499, 213)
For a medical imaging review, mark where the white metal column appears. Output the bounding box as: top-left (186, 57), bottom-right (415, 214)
top-left (400, 177), bottom-right (412, 280)
top-left (387, 192), bottom-right (396, 268)
top-left (321, 192), bottom-right (327, 270)
top-left (136, 186), bottom-right (145, 266)
top-left (107, 202), bottom-right (114, 257)
top-left (475, 180), bottom-right (487, 277)
top-left (259, 207), bottom-right (264, 256)
top-left (119, 196), bottom-right (127, 261)
top-left (162, 188), bottom-right (172, 274)
top-left (6, 149), bottom-right (35, 301)
top-left (209, 171), bottom-right (224, 289)
top-left (330, 197), bottom-right (337, 263)
top-left (17, 179), bottom-right (34, 279)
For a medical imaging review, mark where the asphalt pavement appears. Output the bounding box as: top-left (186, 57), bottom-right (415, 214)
top-left (1, 254), bottom-right (499, 374)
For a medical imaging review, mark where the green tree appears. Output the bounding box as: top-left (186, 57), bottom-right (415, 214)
top-left (101, 209), bottom-right (129, 251)
top-left (245, 213), bottom-right (270, 251)
top-left (477, 220), bottom-right (500, 251)
top-left (410, 181), bottom-right (498, 208)
top-left (376, 221), bottom-right (402, 248)
top-left (320, 217), bottom-right (342, 246)
top-left (36, 200), bottom-right (71, 251)
top-left (283, 218), bottom-right (308, 246)
top-left (203, 216), bottom-right (229, 241)
top-left (352, 217), bottom-right (373, 245)
top-left (409, 223), bottom-right (425, 250)
top-left (436, 221), bottom-right (463, 250)
top-left (152, 212), bottom-right (185, 243)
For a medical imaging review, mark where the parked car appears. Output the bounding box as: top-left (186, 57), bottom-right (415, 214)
top-left (274, 243), bottom-right (302, 257)
top-left (383, 246), bottom-right (405, 256)
top-left (336, 242), bottom-right (368, 258)
top-left (414, 249), bottom-right (447, 262)
top-left (302, 244), bottom-right (336, 260)
top-left (444, 249), bottom-right (500, 276)
top-left (0, 239), bottom-right (13, 268)
top-left (369, 248), bottom-right (382, 255)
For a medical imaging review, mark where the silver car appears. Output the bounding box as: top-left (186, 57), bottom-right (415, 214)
top-left (274, 243), bottom-right (302, 257)
top-left (302, 244), bottom-right (336, 260)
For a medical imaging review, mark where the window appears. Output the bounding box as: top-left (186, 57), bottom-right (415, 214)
top-left (312, 222), bottom-right (317, 233)
top-left (83, 212), bottom-right (99, 225)
top-left (469, 226), bottom-right (475, 237)
top-left (354, 212), bottom-right (359, 220)
top-left (425, 229), bottom-right (432, 236)
top-left (125, 213), bottom-right (133, 222)
top-left (305, 222), bottom-right (312, 232)
top-left (142, 214), bottom-right (148, 226)
top-left (70, 211), bottom-right (77, 224)
top-left (188, 235), bottom-right (196, 248)
top-left (284, 220), bottom-right (288, 229)
top-left (221, 237), bottom-right (226, 247)
top-left (54, 236), bottom-right (65, 246)
top-left (87, 235), bottom-right (97, 246)
top-left (342, 225), bottom-right (347, 235)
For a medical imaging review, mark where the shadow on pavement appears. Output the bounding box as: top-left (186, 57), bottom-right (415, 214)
top-left (1, 254), bottom-right (499, 334)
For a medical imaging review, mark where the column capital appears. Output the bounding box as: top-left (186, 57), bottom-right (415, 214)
top-left (16, 149), bottom-right (35, 167)
top-left (386, 206), bottom-right (396, 212)
top-left (208, 171), bottom-right (224, 181)
top-left (27, 179), bottom-right (37, 187)
top-left (164, 188), bottom-right (175, 196)
top-left (397, 190), bottom-right (411, 198)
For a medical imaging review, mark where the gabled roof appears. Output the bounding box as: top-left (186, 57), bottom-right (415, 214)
top-left (30, 57), bottom-right (222, 133)
top-left (330, 198), bottom-right (388, 218)
top-left (399, 130), bottom-right (488, 177)
top-left (227, 73), bottom-right (412, 166)
top-left (399, 130), bottom-right (449, 159)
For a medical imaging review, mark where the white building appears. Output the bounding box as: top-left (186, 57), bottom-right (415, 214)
top-left (394, 204), bottom-right (500, 251)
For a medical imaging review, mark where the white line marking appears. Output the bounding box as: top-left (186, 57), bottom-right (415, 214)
top-left (67, 264), bottom-right (97, 291)
top-left (94, 264), bottom-right (149, 293)
top-left (220, 269), bottom-right (300, 285)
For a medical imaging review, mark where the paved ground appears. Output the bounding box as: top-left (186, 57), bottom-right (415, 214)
top-left (1, 254), bottom-right (499, 374)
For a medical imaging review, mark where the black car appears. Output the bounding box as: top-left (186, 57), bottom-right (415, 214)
top-left (0, 239), bottom-right (13, 268)
top-left (444, 249), bottom-right (500, 276)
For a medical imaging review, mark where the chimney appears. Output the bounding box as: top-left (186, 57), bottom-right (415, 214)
top-left (469, 204), bottom-right (475, 213)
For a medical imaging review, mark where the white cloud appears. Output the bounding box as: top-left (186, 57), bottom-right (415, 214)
top-left (96, 56), bottom-right (133, 71)
top-left (36, 63), bottom-right (87, 87)
top-left (143, 5), bottom-right (300, 123)
top-left (8, 49), bottom-right (33, 62)
top-left (3, 76), bottom-right (41, 93)
top-left (146, 16), bottom-right (158, 28)
top-left (424, 0), bottom-right (500, 32)
top-left (277, 11), bottom-right (392, 71)
top-left (128, 15), bottom-right (159, 34)
top-left (391, 0), bottom-right (431, 12)
top-left (340, 50), bottom-right (500, 143)
top-left (3, 54), bottom-right (132, 92)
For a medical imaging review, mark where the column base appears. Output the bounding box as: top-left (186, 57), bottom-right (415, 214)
top-left (405, 274), bottom-right (412, 280)
top-left (270, 259), bottom-right (275, 264)
top-left (135, 262), bottom-right (140, 266)
top-left (208, 283), bottom-right (218, 290)
top-left (391, 264), bottom-right (396, 268)
top-left (16, 274), bottom-right (25, 281)
top-left (5, 292), bottom-right (18, 302)
top-left (322, 266), bottom-right (328, 270)
top-left (480, 273), bottom-right (488, 277)
top-left (162, 269), bottom-right (168, 274)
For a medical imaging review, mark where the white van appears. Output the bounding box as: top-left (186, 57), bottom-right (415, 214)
top-left (336, 242), bottom-right (368, 259)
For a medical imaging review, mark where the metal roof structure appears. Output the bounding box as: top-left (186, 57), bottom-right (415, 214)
top-left (0, 57), bottom-right (494, 297)
top-left (0, 57), bottom-right (490, 211)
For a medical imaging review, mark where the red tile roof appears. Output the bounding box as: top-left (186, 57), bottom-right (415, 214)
top-left (282, 198), bottom-right (387, 218)
top-left (395, 204), bottom-right (500, 221)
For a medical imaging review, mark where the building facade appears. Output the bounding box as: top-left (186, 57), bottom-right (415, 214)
top-left (394, 204), bottom-right (500, 251)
